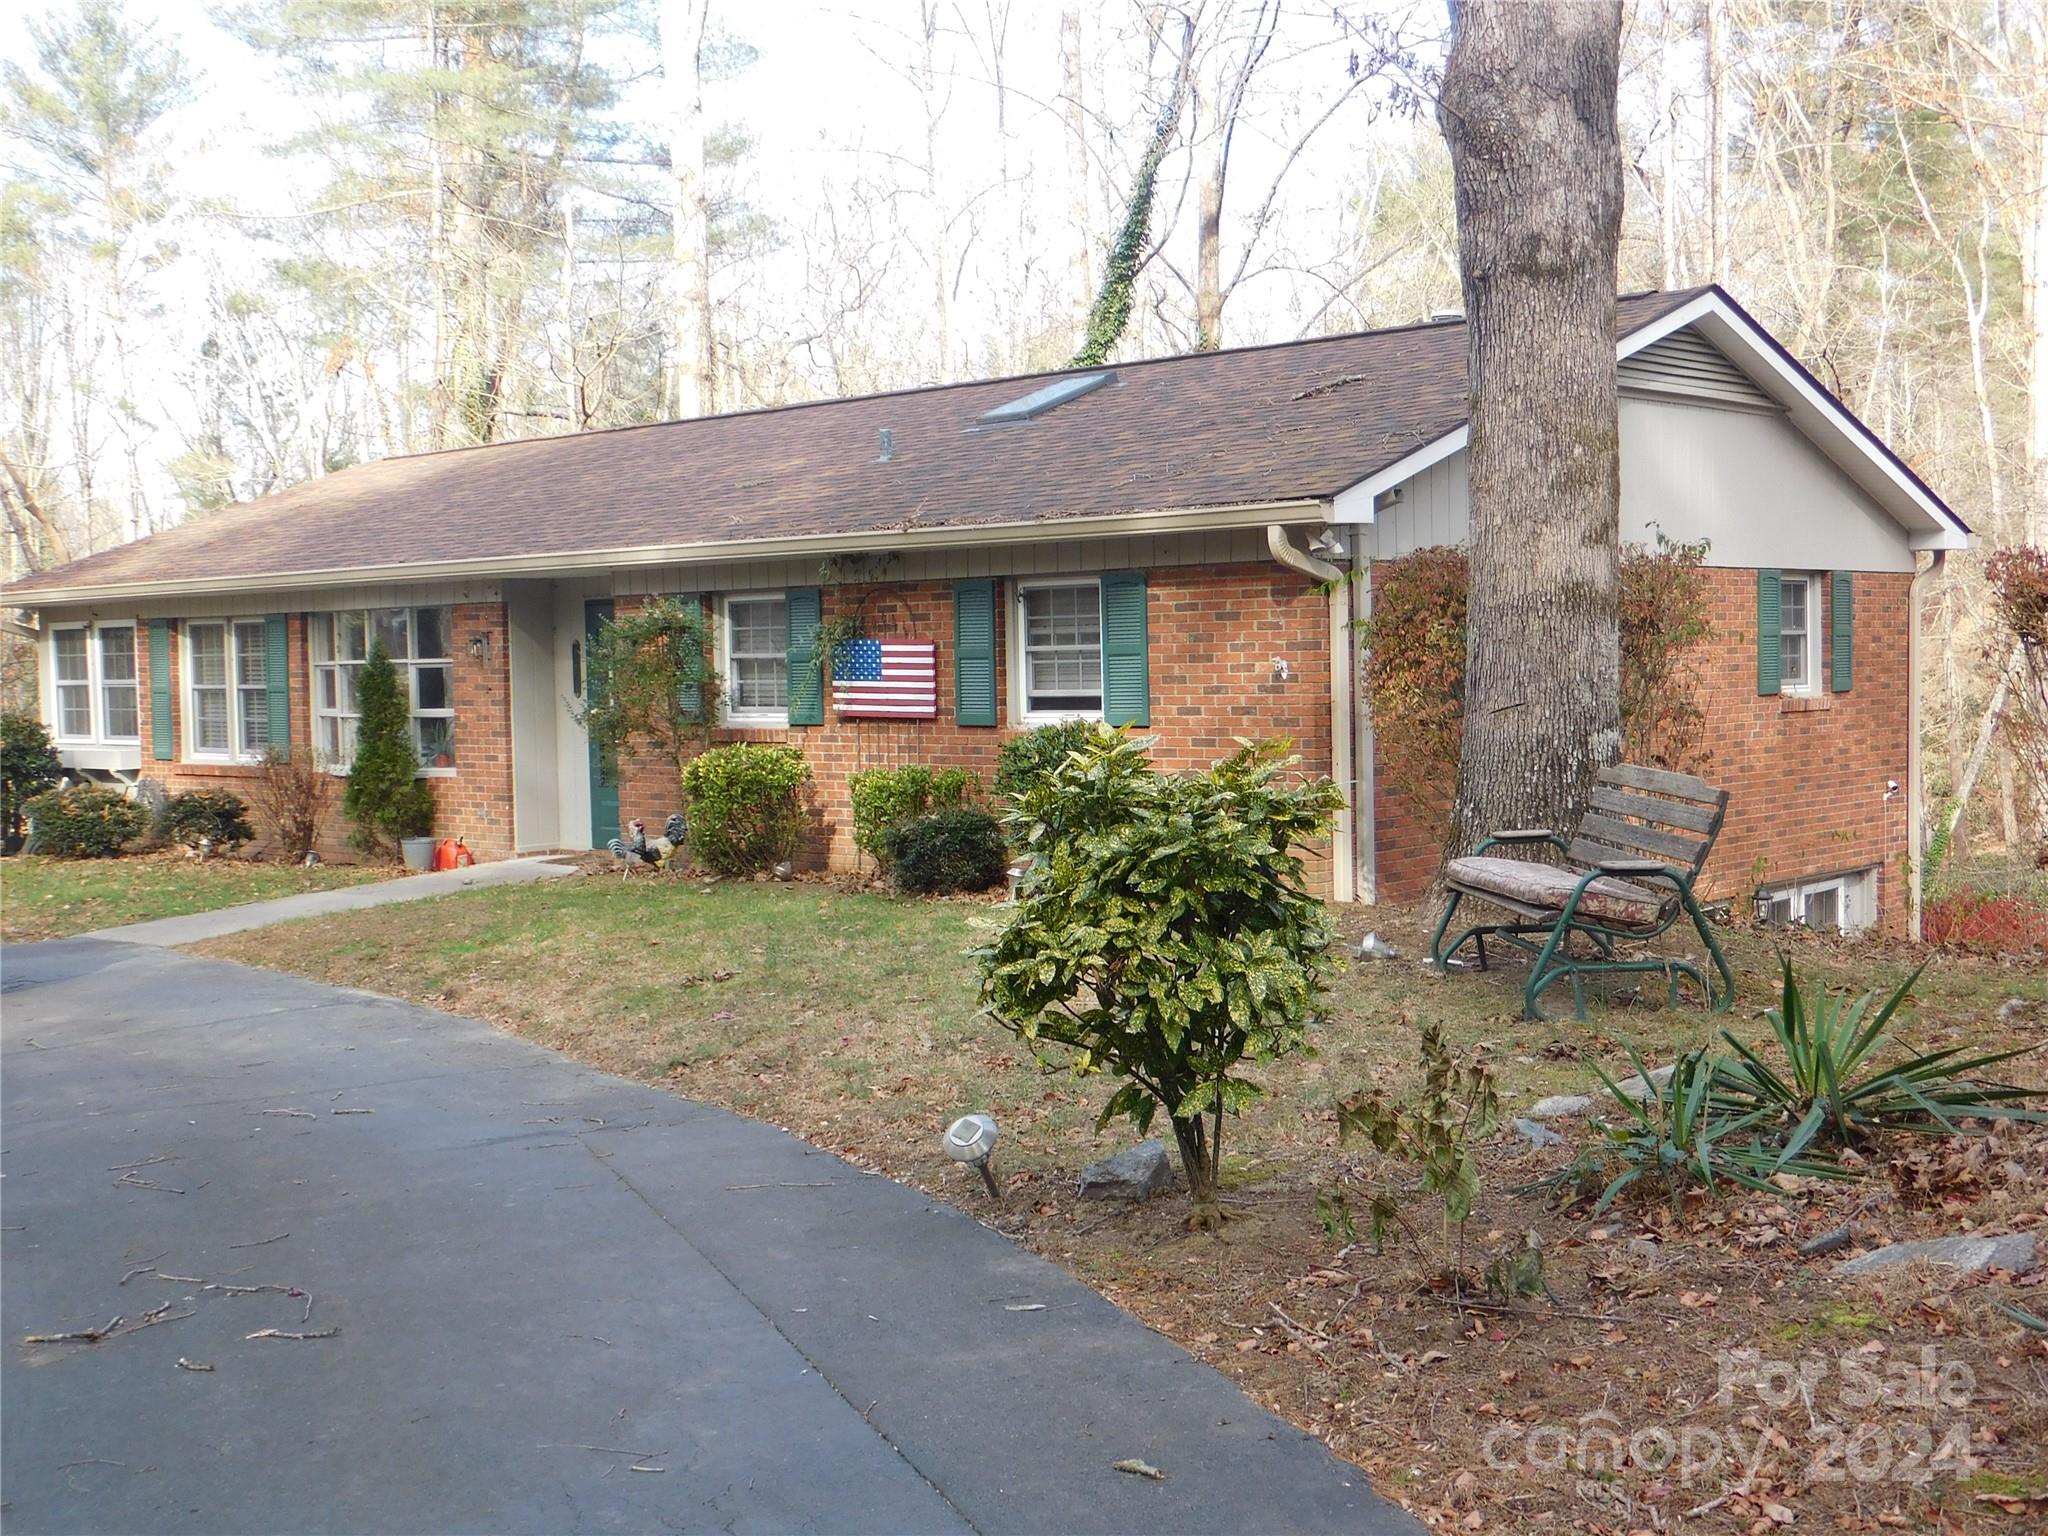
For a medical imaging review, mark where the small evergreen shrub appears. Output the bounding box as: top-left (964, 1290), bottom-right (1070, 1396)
top-left (883, 806), bottom-right (1008, 895)
top-left (1, 712), bottom-right (62, 850)
top-left (158, 789), bottom-right (255, 851)
top-left (680, 743), bottom-right (812, 875)
top-left (23, 785), bottom-right (149, 858)
top-left (848, 764), bottom-right (976, 868)
top-left (343, 640), bottom-right (429, 851)
top-left (993, 720), bottom-right (1101, 806)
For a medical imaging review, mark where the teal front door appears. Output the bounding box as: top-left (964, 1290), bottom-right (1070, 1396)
top-left (584, 599), bottom-right (619, 847)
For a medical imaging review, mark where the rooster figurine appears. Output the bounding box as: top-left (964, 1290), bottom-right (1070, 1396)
top-left (607, 813), bottom-right (686, 876)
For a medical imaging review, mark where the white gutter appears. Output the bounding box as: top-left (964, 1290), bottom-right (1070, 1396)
top-left (1906, 548), bottom-right (1948, 939)
top-left (1267, 525), bottom-right (1357, 904)
top-left (8, 498), bottom-right (1331, 609)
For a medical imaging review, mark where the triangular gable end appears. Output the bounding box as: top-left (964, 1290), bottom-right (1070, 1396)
top-left (1333, 286), bottom-right (1969, 552)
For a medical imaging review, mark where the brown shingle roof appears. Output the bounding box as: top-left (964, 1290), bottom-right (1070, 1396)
top-left (10, 289), bottom-right (1706, 599)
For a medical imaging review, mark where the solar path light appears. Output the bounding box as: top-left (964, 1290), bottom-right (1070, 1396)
top-left (943, 1113), bottom-right (1002, 1199)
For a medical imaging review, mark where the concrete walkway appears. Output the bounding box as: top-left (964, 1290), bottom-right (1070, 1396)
top-left (85, 853), bottom-right (580, 945)
top-left (1, 940), bottom-right (1417, 1535)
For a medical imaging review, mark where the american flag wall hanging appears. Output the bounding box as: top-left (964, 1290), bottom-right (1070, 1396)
top-left (831, 638), bottom-right (938, 719)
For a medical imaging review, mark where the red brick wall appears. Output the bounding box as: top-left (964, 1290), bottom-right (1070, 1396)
top-left (613, 562), bottom-right (1337, 892)
top-left (1370, 568), bottom-right (1912, 934)
top-left (127, 603), bottom-right (515, 862)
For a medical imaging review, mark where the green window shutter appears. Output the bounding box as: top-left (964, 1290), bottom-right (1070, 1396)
top-left (954, 579), bottom-right (996, 726)
top-left (1100, 571), bottom-right (1149, 728)
top-left (149, 620), bottom-right (173, 759)
top-left (265, 614), bottom-right (291, 758)
top-left (786, 586), bottom-right (823, 726)
top-left (1756, 569), bottom-right (1782, 697)
top-left (1830, 571), bottom-right (1854, 693)
top-left (676, 593), bottom-right (704, 722)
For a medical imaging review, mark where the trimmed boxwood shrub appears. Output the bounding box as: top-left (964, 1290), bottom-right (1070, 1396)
top-left (848, 764), bottom-right (976, 869)
top-left (680, 742), bottom-right (812, 875)
top-left (158, 789), bottom-right (256, 851)
top-left (882, 806), bottom-right (1008, 895)
top-left (23, 785), bottom-right (149, 858)
top-left (993, 720), bottom-right (1101, 806)
top-left (2, 712), bottom-right (62, 851)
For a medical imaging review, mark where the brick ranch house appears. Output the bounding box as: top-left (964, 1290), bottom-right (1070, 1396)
top-left (6, 285), bottom-right (1968, 935)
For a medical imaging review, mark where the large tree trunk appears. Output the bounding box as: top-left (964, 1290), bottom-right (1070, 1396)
top-left (1440, 0), bottom-right (1625, 859)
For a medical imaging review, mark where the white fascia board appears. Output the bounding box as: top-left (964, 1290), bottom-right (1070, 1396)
top-left (1330, 427), bottom-right (1469, 525)
top-left (9, 497), bottom-right (1329, 610)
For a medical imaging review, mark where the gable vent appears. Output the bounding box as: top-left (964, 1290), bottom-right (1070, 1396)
top-left (1620, 327), bottom-right (1774, 409)
top-left (975, 370), bottom-right (1114, 426)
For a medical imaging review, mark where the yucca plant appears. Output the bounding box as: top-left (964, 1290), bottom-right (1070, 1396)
top-left (1713, 959), bottom-right (2046, 1145)
top-left (1587, 1043), bottom-right (1845, 1217)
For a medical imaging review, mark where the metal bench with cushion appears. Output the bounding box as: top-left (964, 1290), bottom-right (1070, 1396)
top-left (1427, 763), bottom-right (1736, 1021)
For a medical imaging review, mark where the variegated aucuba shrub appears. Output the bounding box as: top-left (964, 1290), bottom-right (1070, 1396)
top-left (977, 731), bottom-right (1343, 1228)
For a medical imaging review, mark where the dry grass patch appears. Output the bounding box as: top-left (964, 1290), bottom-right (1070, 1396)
top-left (197, 874), bottom-right (2048, 1531)
top-left (1, 852), bottom-right (384, 942)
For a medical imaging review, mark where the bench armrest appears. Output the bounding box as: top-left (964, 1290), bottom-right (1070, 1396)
top-left (1471, 827), bottom-right (1569, 860)
top-left (1595, 857), bottom-right (1675, 877)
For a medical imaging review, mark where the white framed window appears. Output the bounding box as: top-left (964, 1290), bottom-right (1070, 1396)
top-left (185, 619), bottom-right (270, 761)
top-left (51, 625), bottom-right (94, 740)
top-left (1014, 580), bottom-right (1103, 722)
top-left (1760, 868), bottom-right (1876, 935)
top-left (1779, 574), bottom-right (1822, 695)
top-left (98, 625), bottom-right (138, 740)
top-left (310, 606), bottom-right (456, 772)
top-left (49, 623), bottom-right (140, 742)
top-left (723, 595), bottom-right (788, 725)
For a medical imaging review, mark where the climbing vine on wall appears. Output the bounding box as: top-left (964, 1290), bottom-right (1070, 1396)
top-left (1360, 535), bottom-right (1715, 852)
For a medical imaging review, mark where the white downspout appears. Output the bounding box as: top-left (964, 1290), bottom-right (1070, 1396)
top-left (1907, 548), bottom-right (1947, 940)
top-left (1267, 525), bottom-right (1354, 904)
top-left (1351, 544), bottom-right (1375, 903)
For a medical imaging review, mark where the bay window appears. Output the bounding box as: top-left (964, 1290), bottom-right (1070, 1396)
top-left (49, 622), bottom-right (139, 744)
top-left (311, 606), bottom-right (456, 770)
top-left (99, 626), bottom-right (138, 739)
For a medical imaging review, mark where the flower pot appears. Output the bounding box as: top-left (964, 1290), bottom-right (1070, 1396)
top-left (400, 836), bottom-right (438, 871)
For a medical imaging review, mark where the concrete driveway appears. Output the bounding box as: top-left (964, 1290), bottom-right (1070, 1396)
top-left (1, 939), bottom-right (1416, 1534)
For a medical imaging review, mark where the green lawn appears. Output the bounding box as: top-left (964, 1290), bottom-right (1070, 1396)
top-left (195, 873), bottom-right (2048, 1184)
top-left (0, 854), bottom-right (387, 942)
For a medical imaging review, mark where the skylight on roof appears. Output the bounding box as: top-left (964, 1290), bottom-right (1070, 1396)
top-left (975, 370), bottom-right (1113, 425)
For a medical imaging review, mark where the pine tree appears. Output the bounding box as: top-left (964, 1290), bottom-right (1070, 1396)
top-left (343, 640), bottom-right (431, 850)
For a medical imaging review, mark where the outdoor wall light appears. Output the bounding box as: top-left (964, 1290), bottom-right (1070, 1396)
top-left (943, 1113), bottom-right (1001, 1199)
top-left (468, 631), bottom-right (493, 663)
